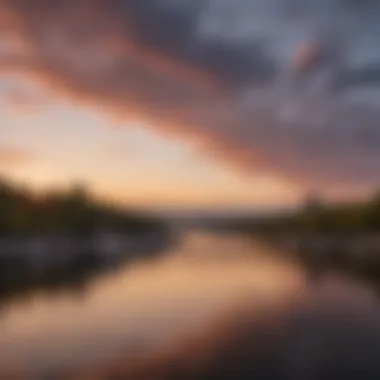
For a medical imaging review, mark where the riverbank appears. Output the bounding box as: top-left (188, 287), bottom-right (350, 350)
top-left (0, 230), bottom-right (177, 301)
top-left (254, 233), bottom-right (380, 281)
top-left (0, 230), bottom-right (172, 262)
top-left (0, 178), bottom-right (174, 271)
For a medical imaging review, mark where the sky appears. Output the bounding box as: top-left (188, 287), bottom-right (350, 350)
top-left (0, 0), bottom-right (380, 211)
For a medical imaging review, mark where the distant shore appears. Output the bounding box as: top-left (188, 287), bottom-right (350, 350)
top-left (254, 233), bottom-right (380, 281)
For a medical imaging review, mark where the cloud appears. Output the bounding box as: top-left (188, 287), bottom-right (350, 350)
top-left (3, 84), bottom-right (47, 114)
top-left (1, 0), bottom-right (380, 196)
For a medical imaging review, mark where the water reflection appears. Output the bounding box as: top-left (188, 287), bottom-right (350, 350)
top-left (0, 233), bottom-right (303, 376)
top-left (84, 277), bottom-right (380, 380)
top-left (0, 234), bottom-right (170, 309)
top-left (0, 232), bottom-right (379, 379)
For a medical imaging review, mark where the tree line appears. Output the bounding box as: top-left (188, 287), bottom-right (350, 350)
top-left (236, 192), bottom-right (380, 235)
top-left (0, 178), bottom-right (165, 237)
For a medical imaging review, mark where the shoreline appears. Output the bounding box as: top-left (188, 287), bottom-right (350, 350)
top-left (252, 233), bottom-right (380, 281)
top-left (0, 230), bottom-right (175, 278)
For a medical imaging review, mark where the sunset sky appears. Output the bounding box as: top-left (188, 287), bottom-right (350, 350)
top-left (1, 0), bottom-right (380, 211)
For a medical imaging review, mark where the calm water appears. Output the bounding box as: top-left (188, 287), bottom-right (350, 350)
top-left (0, 232), bottom-right (369, 377)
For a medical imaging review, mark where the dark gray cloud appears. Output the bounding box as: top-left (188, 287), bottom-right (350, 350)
top-left (1, 0), bottom-right (380, 197)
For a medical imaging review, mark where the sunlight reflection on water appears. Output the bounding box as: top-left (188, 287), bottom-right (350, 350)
top-left (0, 232), bottom-right (324, 376)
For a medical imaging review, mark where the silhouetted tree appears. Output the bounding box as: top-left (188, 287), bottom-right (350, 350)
top-left (0, 178), bottom-right (164, 237)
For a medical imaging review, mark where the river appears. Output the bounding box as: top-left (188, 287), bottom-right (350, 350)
top-left (0, 231), bottom-right (377, 378)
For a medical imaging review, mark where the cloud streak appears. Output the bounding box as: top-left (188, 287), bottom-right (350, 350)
top-left (1, 0), bottom-right (380, 196)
